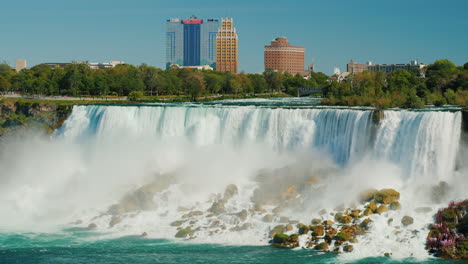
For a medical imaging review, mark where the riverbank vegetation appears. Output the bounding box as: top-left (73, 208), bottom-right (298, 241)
top-left (0, 63), bottom-right (326, 100)
top-left (323, 60), bottom-right (468, 108)
top-left (1, 60), bottom-right (467, 107)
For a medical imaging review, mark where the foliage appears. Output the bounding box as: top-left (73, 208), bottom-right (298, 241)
top-left (323, 59), bottom-right (468, 108)
top-left (127, 91), bottom-right (144, 101)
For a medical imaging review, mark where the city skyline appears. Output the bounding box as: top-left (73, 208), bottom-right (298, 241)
top-left (1, 0), bottom-right (468, 74)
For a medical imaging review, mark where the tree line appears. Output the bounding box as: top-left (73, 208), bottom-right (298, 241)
top-left (0, 63), bottom-right (328, 100)
top-left (0, 60), bottom-right (467, 107)
top-left (322, 60), bottom-right (468, 108)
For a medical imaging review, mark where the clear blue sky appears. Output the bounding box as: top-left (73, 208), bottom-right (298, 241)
top-left (1, 0), bottom-right (467, 74)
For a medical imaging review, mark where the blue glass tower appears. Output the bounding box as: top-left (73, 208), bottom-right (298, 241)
top-left (166, 16), bottom-right (219, 69)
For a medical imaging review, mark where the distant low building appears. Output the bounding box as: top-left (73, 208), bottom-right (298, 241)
top-left (347, 60), bottom-right (426, 74)
top-left (169, 64), bottom-right (213, 70)
top-left (15, 60), bottom-right (27, 72)
top-left (42, 61), bottom-right (125, 69)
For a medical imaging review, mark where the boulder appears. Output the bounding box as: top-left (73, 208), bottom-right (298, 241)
top-left (359, 189), bottom-right (378, 203)
top-left (401, 216), bottom-right (414, 226)
top-left (323, 220), bottom-right (334, 226)
top-left (272, 207), bottom-right (283, 214)
top-left (231, 223), bottom-right (252, 232)
top-left (311, 218), bottom-right (322, 225)
top-left (208, 200), bottom-right (226, 215)
top-left (273, 233), bottom-right (289, 244)
top-left (350, 210), bottom-right (361, 218)
top-left (109, 215), bottom-right (122, 228)
top-left (298, 225), bottom-right (310, 235)
top-left (335, 232), bottom-right (350, 241)
top-left (285, 224), bottom-right (294, 232)
top-left (415, 207), bottom-right (432, 214)
top-left (374, 189), bottom-right (400, 204)
top-left (279, 216), bottom-right (290, 223)
top-left (141, 232), bottom-right (148, 237)
top-left (319, 209), bottom-right (327, 215)
top-left (235, 209), bottom-right (248, 221)
top-left (170, 220), bottom-right (184, 227)
top-left (343, 244), bottom-right (354, 252)
top-left (340, 216), bottom-right (353, 224)
top-left (315, 242), bottom-right (329, 251)
top-left (360, 218), bottom-right (372, 230)
top-left (390, 202), bottom-right (401, 210)
top-left (312, 225), bottom-right (325, 236)
top-left (223, 184), bottom-right (238, 201)
top-left (182, 211), bottom-right (203, 218)
top-left (253, 203), bottom-right (265, 213)
top-left (362, 208), bottom-right (373, 216)
top-left (367, 200), bottom-right (378, 212)
top-left (175, 228), bottom-right (194, 238)
top-left (88, 223), bottom-right (97, 229)
top-left (376, 205), bottom-right (388, 214)
top-left (262, 214), bottom-right (273, 223)
top-left (269, 225), bottom-right (286, 238)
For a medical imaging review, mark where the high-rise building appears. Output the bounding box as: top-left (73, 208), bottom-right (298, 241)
top-left (216, 18), bottom-right (238, 73)
top-left (15, 60), bottom-right (27, 72)
top-left (166, 16), bottom-right (219, 69)
top-left (264, 36), bottom-right (305, 75)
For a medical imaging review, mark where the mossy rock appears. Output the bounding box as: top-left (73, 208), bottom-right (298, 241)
top-left (374, 189), bottom-right (400, 204)
top-left (273, 233), bottom-right (289, 244)
top-left (170, 220), bottom-right (184, 227)
top-left (269, 225), bottom-right (286, 238)
top-left (175, 228), bottom-right (194, 238)
top-left (335, 232), bottom-right (350, 241)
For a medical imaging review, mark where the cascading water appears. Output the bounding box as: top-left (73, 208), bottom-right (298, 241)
top-left (0, 100), bottom-right (465, 262)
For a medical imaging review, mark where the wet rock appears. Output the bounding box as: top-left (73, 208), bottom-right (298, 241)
top-left (311, 218), bottom-right (322, 225)
top-left (362, 208), bottom-right (373, 216)
top-left (208, 200), bottom-right (226, 215)
top-left (431, 181), bottom-right (450, 203)
top-left (262, 214), bottom-right (273, 223)
top-left (269, 225), bottom-right (286, 238)
top-left (335, 232), bottom-right (350, 241)
top-left (334, 213), bottom-right (344, 222)
top-left (253, 203), bottom-right (265, 213)
top-left (235, 209), bottom-right (248, 221)
top-left (175, 228), bottom-right (194, 238)
top-left (315, 242), bottom-right (329, 251)
top-left (343, 244), bottom-right (354, 252)
top-left (384, 252), bottom-right (391, 257)
top-left (279, 216), bottom-right (290, 223)
top-left (367, 200), bottom-right (378, 212)
top-left (182, 211), bottom-right (203, 218)
top-left (288, 220), bottom-right (299, 225)
top-left (177, 206), bottom-right (190, 212)
top-left (390, 202), bottom-right (401, 210)
top-left (312, 225), bottom-right (325, 236)
top-left (359, 188), bottom-right (378, 203)
top-left (141, 232), bottom-right (148, 237)
top-left (72, 220), bottom-right (83, 225)
top-left (349, 238), bottom-right (358, 243)
top-left (340, 216), bottom-right (353, 224)
top-left (387, 218), bottom-right (394, 225)
top-left (360, 218), bottom-right (372, 230)
top-left (88, 223), bottom-right (97, 229)
top-left (223, 184), bottom-right (238, 201)
top-left (272, 207), bottom-right (283, 214)
top-left (374, 189), bottom-right (400, 204)
top-left (323, 220), bottom-right (334, 226)
top-left (298, 225), bottom-right (310, 235)
top-left (273, 233), bottom-right (289, 244)
top-left (231, 223), bottom-right (252, 232)
top-left (170, 220), bottom-right (184, 227)
top-left (415, 207), bottom-right (432, 214)
top-left (319, 209), bottom-right (327, 215)
top-left (109, 215), bottom-right (122, 228)
top-left (350, 210), bottom-right (361, 218)
top-left (401, 216), bottom-right (414, 226)
top-left (285, 224), bottom-right (294, 232)
top-left (376, 204), bottom-right (388, 214)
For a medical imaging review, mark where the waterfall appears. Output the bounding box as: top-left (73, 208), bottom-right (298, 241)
top-left (0, 102), bottom-right (465, 260)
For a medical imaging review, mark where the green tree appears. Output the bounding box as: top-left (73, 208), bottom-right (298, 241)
top-left (425, 59), bottom-right (459, 93)
top-left (0, 75), bottom-right (10, 93)
top-left (128, 90), bottom-right (144, 101)
top-left (186, 72), bottom-right (205, 101)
